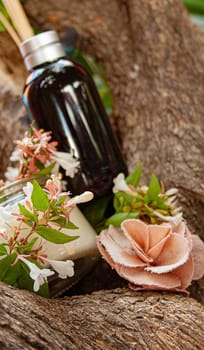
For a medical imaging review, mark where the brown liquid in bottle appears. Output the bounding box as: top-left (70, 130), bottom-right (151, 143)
top-left (23, 58), bottom-right (127, 198)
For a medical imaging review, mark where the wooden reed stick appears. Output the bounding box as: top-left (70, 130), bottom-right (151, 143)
top-left (0, 12), bottom-right (21, 46)
top-left (2, 0), bottom-right (33, 42)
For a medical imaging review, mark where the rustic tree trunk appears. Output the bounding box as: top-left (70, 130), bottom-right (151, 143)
top-left (0, 0), bottom-right (204, 347)
top-left (0, 283), bottom-right (203, 350)
top-left (0, 0), bottom-right (204, 237)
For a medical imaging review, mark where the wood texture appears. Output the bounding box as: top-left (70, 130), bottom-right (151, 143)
top-left (0, 0), bottom-right (203, 348)
top-left (0, 283), bottom-right (204, 350)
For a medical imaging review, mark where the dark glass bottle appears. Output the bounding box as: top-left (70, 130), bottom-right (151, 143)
top-left (20, 31), bottom-right (127, 199)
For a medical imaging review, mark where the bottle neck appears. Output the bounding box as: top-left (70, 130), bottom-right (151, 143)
top-left (23, 41), bottom-right (66, 72)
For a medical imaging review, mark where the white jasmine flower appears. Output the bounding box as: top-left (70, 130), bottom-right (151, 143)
top-left (165, 195), bottom-right (177, 206)
top-left (22, 137), bottom-right (34, 147)
top-left (172, 207), bottom-right (183, 215)
top-left (42, 257), bottom-right (74, 279)
top-left (4, 166), bottom-right (19, 182)
top-left (53, 151), bottom-right (79, 178)
top-left (19, 256), bottom-right (54, 292)
top-left (0, 228), bottom-right (8, 243)
top-left (153, 211), bottom-right (183, 227)
top-left (164, 188), bottom-right (178, 196)
top-left (66, 191), bottom-right (94, 206)
top-left (22, 182), bottom-right (34, 211)
top-left (140, 185), bottom-right (148, 195)
top-left (34, 133), bottom-right (50, 154)
top-left (10, 149), bottom-right (21, 162)
top-left (0, 206), bottom-right (13, 228)
top-left (23, 181), bottom-right (33, 199)
top-left (112, 173), bottom-right (130, 193)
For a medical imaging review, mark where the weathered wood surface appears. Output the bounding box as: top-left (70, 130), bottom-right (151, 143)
top-left (0, 0), bottom-right (204, 348)
top-left (0, 0), bottom-right (204, 238)
top-left (0, 283), bottom-right (204, 350)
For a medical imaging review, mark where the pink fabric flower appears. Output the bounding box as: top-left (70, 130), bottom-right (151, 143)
top-left (97, 219), bottom-right (204, 292)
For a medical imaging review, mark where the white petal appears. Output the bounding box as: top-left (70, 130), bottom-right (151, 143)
top-left (66, 191), bottom-right (94, 206)
top-left (154, 212), bottom-right (183, 226)
top-left (0, 206), bottom-right (13, 228)
top-left (42, 257), bottom-right (74, 279)
top-left (23, 182), bottom-right (33, 198)
top-left (19, 256), bottom-right (54, 291)
top-left (4, 167), bottom-right (19, 182)
top-left (10, 149), bottom-right (21, 162)
top-left (112, 173), bottom-right (130, 193)
top-left (54, 151), bottom-right (79, 178)
top-left (33, 277), bottom-right (41, 292)
top-left (165, 188), bottom-right (178, 196)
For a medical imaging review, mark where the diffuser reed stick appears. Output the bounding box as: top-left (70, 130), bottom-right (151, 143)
top-left (0, 11), bottom-right (21, 46)
top-left (2, 0), bottom-right (33, 41)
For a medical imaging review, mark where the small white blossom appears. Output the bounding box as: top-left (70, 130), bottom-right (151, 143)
top-left (10, 149), bottom-right (21, 162)
top-left (19, 256), bottom-right (54, 292)
top-left (0, 206), bottom-right (13, 229)
top-left (66, 191), bottom-right (94, 206)
top-left (53, 151), bottom-right (79, 178)
top-left (153, 212), bottom-right (183, 227)
top-left (23, 182), bottom-right (33, 199)
top-left (42, 257), bottom-right (74, 279)
top-left (0, 228), bottom-right (8, 242)
top-left (4, 166), bottom-right (19, 182)
top-left (22, 182), bottom-right (34, 210)
top-left (164, 188), bottom-right (178, 196)
top-left (112, 173), bottom-right (130, 193)
top-left (34, 133), bottom-right (50, 154)
top-left (165, 195), bottom-right (177, 206)
top-left (22, 137), bottom-right (34, 147)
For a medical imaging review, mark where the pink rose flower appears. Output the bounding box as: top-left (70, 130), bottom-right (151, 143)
top-left (97, 219), bottom-right (204, 292)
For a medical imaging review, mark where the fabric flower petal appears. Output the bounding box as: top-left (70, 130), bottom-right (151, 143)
top-left (121, 219), bottom-right (151, 262)
top-left (173, 255), bottom-right (194, 289)
top-left (148, 224), bottom-right (171, 248)
top-left (117, 265), bottom-right (181, 290)
top-left (97, 226), bottom-right (147, 268)
top-left (147, 224), bottom-right (171, 260)
top-left (146, 234), bottom-right (191, 274)
top-left (173, 221), bottom-right (186, 236)
top-left (191, 234), bottom-right (204, 280)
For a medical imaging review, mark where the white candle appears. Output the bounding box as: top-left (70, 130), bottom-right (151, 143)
top-left (0, 199), bottom-right (99, 262)
top-left (41, 206), bottom-right (99, 261)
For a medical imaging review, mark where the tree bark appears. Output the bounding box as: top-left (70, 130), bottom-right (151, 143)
top-left (0, 0), bottom-right (204, 237)
top-left (0, 283), bottom-right (203, 350)
top-left (0, 0), bottom-right (204, 347)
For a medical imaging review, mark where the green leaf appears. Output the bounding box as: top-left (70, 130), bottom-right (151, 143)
top-left (80, 194), bottom-right (112, 228)
top-left (56, 195), bottom-right (67, 206)
top-left (183, 0), bottom-right (204, 15)
top-left (31, 180), bottom-right (49, 212)
top-left (35, 162), bottom-right (56, 176)
top-left (35, 225), bottom-right (79, 244)
top-left (0, 243), bottom-right (7, 256)
top-left (3, 261), bottom-right (21, 285)
top-left (18, 262), bottom-right (35, 291)
top-left (18, 261), bottom-right (50, 298)
top-left (145, 174), bottom-right (161, 203)
top-left (113, 191), bottom-right (136, 212)
top-left (18, 203), bottom-right (38, 222)
top-left (38, 280), bottom-right (50, 298)
top-left (51, 217), bottom-right (78, 229)
top-left (126, 161), bottom-right (142, 188)
top-left (105, 212), bottom-right (139, 227)
top-left (17, 237), bottom-right (39, 254)
top-left (0, 253), bottom-right (16, 280)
